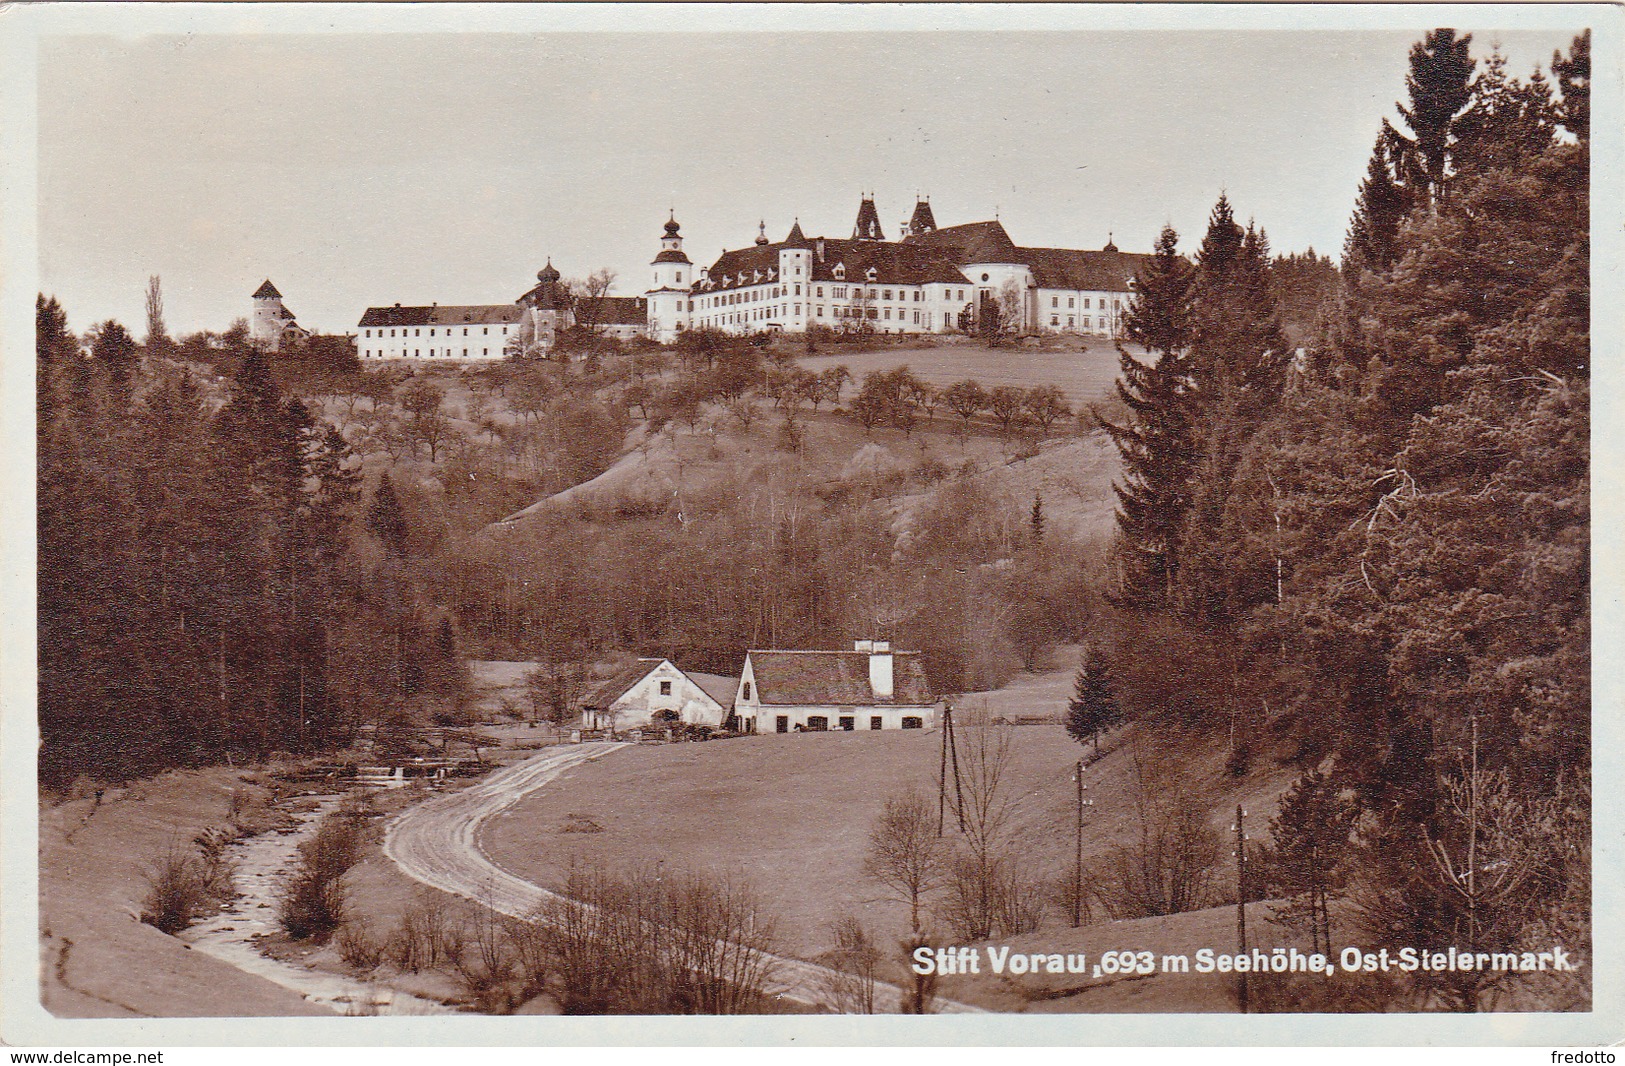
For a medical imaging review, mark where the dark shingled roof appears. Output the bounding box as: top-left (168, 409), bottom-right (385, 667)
top-left (654, 249), bottom-right (692, 264)
top-left (579, 657), bottom-right (722, 709)
top-left (253, 280), bottom-right (282, 299)
top-left (697, 243), bottom-right (787, 292)
top-left (1016, 246), bottom-right (1149, 293)
top-left (748, 650), bottom-right (934, 707)
top-left (901, 219), bottom-right (1021, 264)
top-left (808, 238), bottom-right (971, 286)
top-left (580, 658), bottom-right (664, 708)
top-left (579, 295), bottom-right (648, 326)
top-left (357, 304), bottom-right (523, 328)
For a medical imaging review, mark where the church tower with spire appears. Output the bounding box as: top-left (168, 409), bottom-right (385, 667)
top-left (647, 212), bottom-right (692, 343)
top-left (852, 194), bottom-right (885, 240)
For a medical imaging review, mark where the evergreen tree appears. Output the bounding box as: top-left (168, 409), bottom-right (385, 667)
top-left (1267, 768), bottom-right (1357, 954)
top-left (90, 319), bottom-right (139, 399)
top-left (1065, 644), bottom-right (1120, 756)
top-left (1552, 30), bottom-right (1590, 143)
top-left (1102, 224), bottom-right (1197, 607)
top-left (1174, 200), bottom-right (1287, 625)
top-left (1391, 28), bottom-right (1477, 211)
top-left (366, 472), bottom-right (409, 557)
top-left (1342, 125), bottom-right (1415, 276)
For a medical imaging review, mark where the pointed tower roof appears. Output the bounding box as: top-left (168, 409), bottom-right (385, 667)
top-left (664, 212), bottom-right (682, 238)
top-left (253, 279), bottom-right (282, 299)
top-left (853, 195), bottom-right (885, 241)
top-left (1103, 232), bottom-right (1119, 253)
top-left (785, 219), bottom-right (809, 248)
top-left (908, 199), bottom-right (937, 236)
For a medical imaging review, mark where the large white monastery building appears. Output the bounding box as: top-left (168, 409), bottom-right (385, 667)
top-left (351, 195), bottom-right (1146, 359)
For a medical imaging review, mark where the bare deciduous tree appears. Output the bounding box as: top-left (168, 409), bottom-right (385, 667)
top-left (862, 789), bottom-right (944, 933)
top-left (815, 915), bottom-right (882, 1014)
top-left (144, 274), bottom-right (169, 353)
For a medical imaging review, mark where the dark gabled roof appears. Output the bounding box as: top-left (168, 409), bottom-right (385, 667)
top-left (579, 295), bottom-right (648, 326)
top-left (696, 243), bottom-right (786, 292)
top-left (580, 658), bottom-right (664, 708)
top-left (808, 238), bottom-right (970, 287)
top-left (253, 280), bottom-right (282, 299)
top-left (902, 219), bottom-right (1021, 263)
top-left (1016, 246), bottom-right (1149, 293)
top-left (357, 304), bottom-right (523, 328)
top-left (580, 657), bottom-right (722, 709)
top-left (785, 220), bottom-right (809, 247)
top-left (278, 306), bottom-right (297, 320)
top-left (747, 650), bottom-right (934, 707)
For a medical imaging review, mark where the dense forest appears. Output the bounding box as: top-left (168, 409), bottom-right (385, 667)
top-left (36, 310), bottom-right (466, 788)
top-left (1101, 29), bottom-right (1590, 1008)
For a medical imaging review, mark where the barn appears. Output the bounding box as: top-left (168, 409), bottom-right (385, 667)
top-left (731, 640), bottom-right (938, 734)
top-left (578, 658), bottom-right (727, 732)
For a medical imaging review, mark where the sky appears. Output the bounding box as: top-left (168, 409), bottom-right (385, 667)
top-left (31, 9), bottom-right (1589, 337)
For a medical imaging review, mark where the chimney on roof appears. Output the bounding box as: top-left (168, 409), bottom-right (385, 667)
top-left (854, 639), bottom-right (873, 653)
top-left (868, 641), bottom-right (893, 700)
top-left (816, 238), bottom-right (825, 262)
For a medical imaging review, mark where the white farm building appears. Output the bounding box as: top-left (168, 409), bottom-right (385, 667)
top-left (577, 658), bottom-right (726, 732)
top-left (732, 640), bottom-right (938, 734)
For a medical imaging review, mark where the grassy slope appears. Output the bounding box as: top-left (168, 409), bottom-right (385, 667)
top-left (795, 338), bottom-right (1132, 409)
top-left (481, 656), bottom-right (1298, 1009)
top-left (39, 771), bottom-right (329, 1018)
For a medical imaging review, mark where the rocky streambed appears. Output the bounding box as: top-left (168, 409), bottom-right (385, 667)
top-left (178, 795), bottom-right (452, 1016)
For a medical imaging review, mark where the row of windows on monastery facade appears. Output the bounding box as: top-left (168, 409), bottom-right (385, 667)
top-left (356, 323), bottom-right (513, 360)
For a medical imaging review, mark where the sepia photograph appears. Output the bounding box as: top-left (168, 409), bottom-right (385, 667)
top-left (2, 1), bottom-right (1617, 1047)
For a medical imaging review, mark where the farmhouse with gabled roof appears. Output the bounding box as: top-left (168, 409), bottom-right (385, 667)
top-left (732, 640), bottom-right (937, 734)
top-left (578, 657), bottom-right (726, 732)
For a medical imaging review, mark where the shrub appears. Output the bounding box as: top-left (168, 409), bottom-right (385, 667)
top-left (139, 843), bottom-right (214, 935)
top-left (337, 916), bottom-right (384, 970)
top-left (277, 802), bottom-right (370, 942)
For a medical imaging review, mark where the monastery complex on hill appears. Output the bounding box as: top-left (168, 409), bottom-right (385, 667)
top-left (261, 196), bottom-right (1148, 360)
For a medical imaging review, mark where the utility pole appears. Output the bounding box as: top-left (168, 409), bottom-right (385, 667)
top-left (938, 701), bottom-right (950, 836)
top-left (937, 702), bottom-right (965, 836)
top-left (1073, 760), bottom-right (1093, 927)
top-left (1234, 803), bottom-right (1249, 1013)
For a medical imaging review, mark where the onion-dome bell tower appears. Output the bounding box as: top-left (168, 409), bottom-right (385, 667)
top-left (647, 212), bottom-right (693, 344)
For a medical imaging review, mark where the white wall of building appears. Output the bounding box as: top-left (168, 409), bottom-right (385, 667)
top-left (584, 660), bottom-right (725, 731)
top-left (357, 319), bottom-right (518, 361)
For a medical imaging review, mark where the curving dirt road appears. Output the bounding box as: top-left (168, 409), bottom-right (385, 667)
top-left (383, 742), bottom-right (984, 1014)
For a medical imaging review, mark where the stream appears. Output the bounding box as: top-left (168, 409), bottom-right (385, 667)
top-left (178, 795), bottom-right (454, 1016)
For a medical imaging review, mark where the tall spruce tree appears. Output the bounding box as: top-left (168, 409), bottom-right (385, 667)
top-left (1102, 224), bottom-right (1196, 606)
top-left (1391, 28), bottom-right (1477, 211)
top-left (1342, 124), bottom-right (1414, 276)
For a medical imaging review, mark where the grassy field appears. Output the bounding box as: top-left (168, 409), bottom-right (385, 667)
top-left (797, 338), bottom-right (1136, 410)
